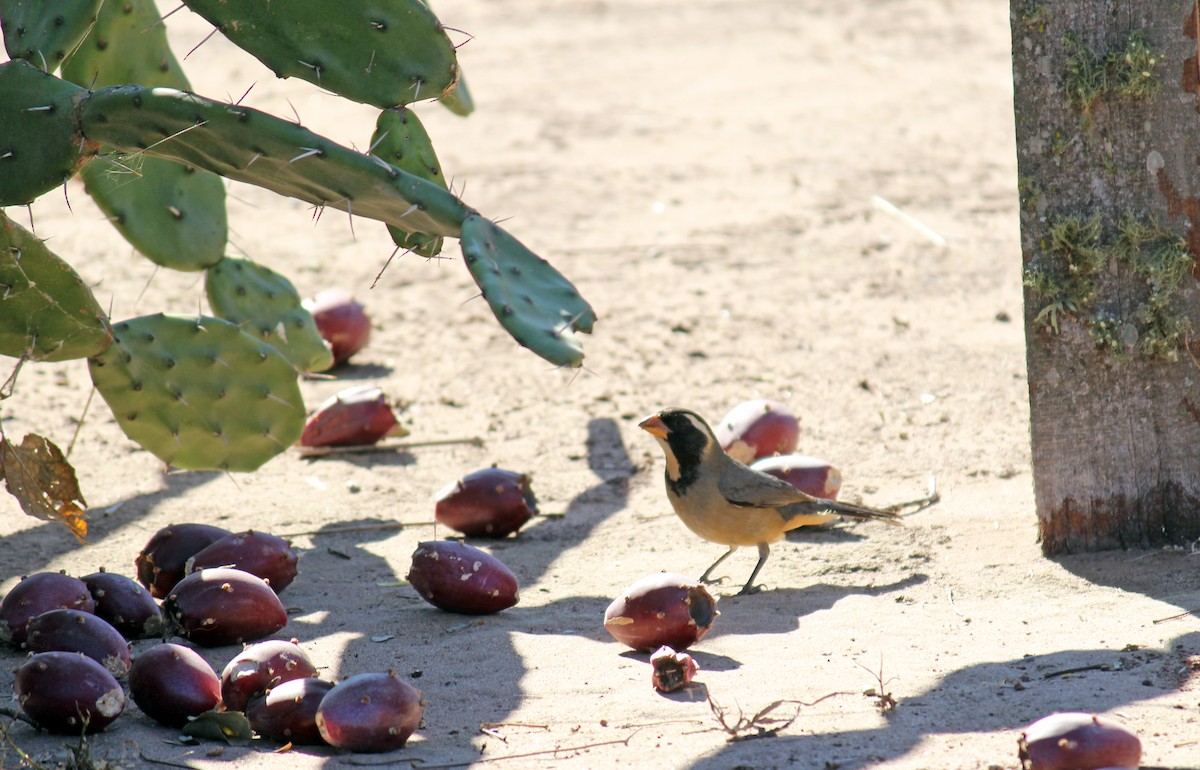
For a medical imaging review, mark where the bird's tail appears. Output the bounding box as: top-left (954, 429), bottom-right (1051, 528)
top-left (782, 498), bottom-right (903, 527)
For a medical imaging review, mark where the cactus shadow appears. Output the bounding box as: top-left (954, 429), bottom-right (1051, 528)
top-left (0, 469), bottom-right (225, 582)
top-left (682, 631), bottom-right (1200, 770)
top-left (313, 361), bottom-right (394, 381)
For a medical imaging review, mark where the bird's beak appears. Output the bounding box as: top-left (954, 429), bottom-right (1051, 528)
top-left (638, 414), bottom-right (668, 439)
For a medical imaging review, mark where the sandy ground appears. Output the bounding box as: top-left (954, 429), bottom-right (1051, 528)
top-left (3, 0), bottom-right (1200, 768)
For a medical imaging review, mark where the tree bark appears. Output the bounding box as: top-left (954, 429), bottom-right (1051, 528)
top-left (1012, 1), bottom-right (1200, 552)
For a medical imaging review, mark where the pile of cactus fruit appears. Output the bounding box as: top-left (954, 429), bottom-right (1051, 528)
top-left (0, 0), bottom-right (596, 529)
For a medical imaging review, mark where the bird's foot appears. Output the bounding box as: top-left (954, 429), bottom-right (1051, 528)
top-left (735, 583), bottom-right (764, 596)
top-left (699, 574), bottom-right (728, 586)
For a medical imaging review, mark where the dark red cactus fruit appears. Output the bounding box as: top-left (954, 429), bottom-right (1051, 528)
top-left (1018, 712), bottom-right (1141, 770)
top-left (83, 569), bottom-right (164, 639)
top-left (25, 608), bottom-right (132, 678)
top-left (299, 385), bottom-right (404, 448)
top-left (406, 540), bottom-right (519, 614)
top-left (315, 671), bottom-right (423, 752)
top-left (434, 467), bottom-right (538, 538)
top-left (246, 677), bottom-right (334, 745)
top-left (751, 454), bottom-right (842, 499)
top-left (714, 399), bottom-right (800, 464)
top-left (164, 568), bottom-right (288, 647)
top-left (128, 643), bottom-right (222, 727)
top-left (186, 530), bottom-right (299, 594)
top-left (303, 289), bottom-right (370, 365)
top-left (650, 645), bottom-right (699, 693)
top-left (604, 573), bottom-right (719, 652)
top-left (220, 638), bottom-right (320, 712)
top-left (15, 651), bottom-right (125, 734)
top-left (0, 571), bottom-right (95, 647)
top-left (136, 523), bottom-right (233, 599)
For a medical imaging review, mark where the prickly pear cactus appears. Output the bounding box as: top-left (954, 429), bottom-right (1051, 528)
top-left (0, 210), bottom-right (112, 362)
top-left (61, 0), bottom-right (228, 271)
top-left (460, 214), bottom-right (597, 368)
top-left (0, 60), bottom-right (97, 206)
top-left (79, 84), bottom-right (471, 238)
top-left (0, 0), bottom-right (103, 71)
top-left (205, 257), bottom-right (334, 373)
top-left (179, 0), bottom-right (460, 108)
top-left (87, 314), bottom-right (306, 472)
top-left (370, 107), bottom-right (448, 258)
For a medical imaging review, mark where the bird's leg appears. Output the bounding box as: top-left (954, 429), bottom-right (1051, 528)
top-left (736, 543), bottom-right (772, 596)
top-left (699, 546), bottom-right (738, 584)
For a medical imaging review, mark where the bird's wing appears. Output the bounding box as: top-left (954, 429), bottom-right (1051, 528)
top-left (716, 458), bottom-right (816, 509)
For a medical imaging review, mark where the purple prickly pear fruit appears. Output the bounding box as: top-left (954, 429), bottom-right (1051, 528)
top-left (128, 643), bottom-right (222, 727)
top-left (246, 677), bottom-right (334, 745)
top-left (186, 530), bottom-right (299, 594)
top-left (164, 568), bottom-right (288, 647)
top-left (83, 569), bottom-right (164, 639)
top-left (136, 522), bottom-right (233, 599)
top-left (316, 671), bottom-right (423, 752)
top-left (15, 651), bottom-right (125, 733)
top-left (406, 540), bottom-right (520, 615)
top-left (220, 638), bottom-right (319, 712)
top-left (0, 571), bottom-right (95, 647)
top-left (25, 608), bottom-right (132, 678)
top-left (434, 467), bottom-right (537, 538)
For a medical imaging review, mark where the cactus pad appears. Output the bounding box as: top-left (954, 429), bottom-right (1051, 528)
top-left (80, 84), bottom-right (471, 238)
top-left (205, 257), bottom-right (334, 373)
top-left (61, 0), bottom-right (189, 89)
top-left (180, 0), bottom-right (459, 108)
top-left (87, 314), bottom-right (306, 471)
top-left (438, 75), bottom-right (474, 118)
top-left (0, 0), bottom-right (103, 71)
top-left (0, 210), bottom-right (112, 362)
top-left (0, 60), bottom-right (97, 206)
top-left (370, 107), bottom-right (448, 258)
top-left (459, 215), bottom-right (596, 367)
top-left (61, 0), bottom-right (228, 271)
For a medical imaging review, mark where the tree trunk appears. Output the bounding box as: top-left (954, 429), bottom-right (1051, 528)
top-left (1012, 1), bottom-right (1200, 552)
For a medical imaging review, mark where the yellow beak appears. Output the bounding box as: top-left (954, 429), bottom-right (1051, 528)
top-left (638, 414), bottom-right (668, 439)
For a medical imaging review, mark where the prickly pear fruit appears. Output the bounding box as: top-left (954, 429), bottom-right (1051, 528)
top-left (299, 385), bottom-right (406, 448)
top-left (302, 290), bottom-right (371, 365)
top-left (246, 677), bottom-right (333, 745)
top-left (136, 522), bottom-right (233, 599)
top-left (179, 0), bottom-right (459, 108)
top-left (60, 0), bottom-right (228, 271)
top-left (164, 568), bottom-right (288, 647)
top-left (25, 608), bottom-right (132, 678)
top-left (205, 257), bottom-right (334, 372)
top-left (0, 0), bottom-right (103, 71)
top-left (15, 651), bottom-right (125, 733)
top-left (370, 107), bottom-right (448, 258)
top-left (220, 639), bottom-right (319, 712)
top-left (316, 671), bottom-right (423, 751)
top-left (434, 467), bottom-right (537, 538)
top-left (407, 540), bottom-right (520, 615)
top-left (186, 530), bottom-right (299, 593)
top-left (0, 59), bottom-right (97, 206)
top-left (459, 214), bottom-right (597, 367)
top-left (82, 569), bottom-right (164, 639)
top-left (0, 571), bottom-right (95, 647)
top-left (87, 313), bottom-right (306, 472)
top-left (79, 83), bottom-right (470, 238)
top-left (0, 209), bottom-right (113, 362)
top-left (128, 643), bottom-right (221, 727)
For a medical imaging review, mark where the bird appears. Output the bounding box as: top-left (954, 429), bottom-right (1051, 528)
top-left (639, 407), bottom-right (901, 595)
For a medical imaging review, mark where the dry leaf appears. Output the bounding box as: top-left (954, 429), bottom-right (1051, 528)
top-left (0, 433), bottom-right (88, 543)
